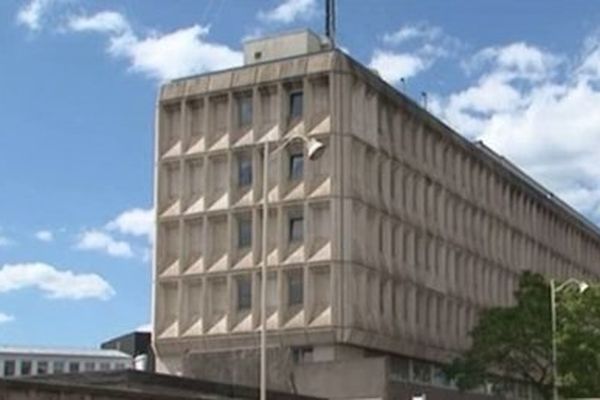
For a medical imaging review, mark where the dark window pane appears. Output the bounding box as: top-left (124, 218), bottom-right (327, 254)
top-left (238, 218), bottom-right (252, 248)
top-left (99, 362), bottom-right (110, 371)
top-left (21, 360), bottom-right (32, 376)
top-left (289, 216), bottom-right (303, 242)
top-left (68, 362), bottom-right (80, 373)
top-left (289, 91), bottom-right (303, 119)
top-left (239, 96), bottom-right (253, 127)
top-left (37, 361), bottom-right (48, 375)
top-left (53, 361), bottom-right (64, 374)
top-left (4, 360), bottom-right (15, 376)
top-left (288, 270), bottom-right (303, 306)
top-left (237, 276), bottom-right (252, 310)
top-left (412, 361), bottom-right (432, 383)
top-left (289, 153), bottom-right (304, 180)
top-left (115, 363), bottom-right (126, 370)
top-left (238, 156), bottom-right (253, 187)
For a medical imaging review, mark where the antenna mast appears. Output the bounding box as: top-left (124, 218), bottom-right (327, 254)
top-left (325, 0), bottom-right (336, 48)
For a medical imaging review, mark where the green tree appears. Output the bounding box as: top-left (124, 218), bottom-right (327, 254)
top-left (446, 271), bottom-right (600, 399)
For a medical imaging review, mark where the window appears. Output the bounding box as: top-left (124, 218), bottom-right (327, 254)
top-left (236, 275), bottom-right (252, 311)
top-left (412, 361), bottom-right (432, 383)
top-left (289, 216), bottom-right (304, 242)
top-left (84, 362), bottom-right (95, 372)
top-left (115, 363), bottom-right (126, 370)
top-left (21, 360), bottom-right (32, 376)
top-left (238, 156), bottom-right (253, 187)
top-left (37, 361), bottom-right (48, 375)
top-left (291, 347), bottom-right (313, 364)
top-left (288, 270), bottom-right (304, 306)
top-left (99, 362), bottom-right (111, 371)
top-left (53, 361), bottom-right (65, 374)
top-left (68, 362), bottom-right (80, 373)
top-left (238, 218), bottom-right (252, 248)
top-left (238, 94), bottom-right (253, 127)
top-left (289, 91), bottom-right (303, 119)
top-left (289, 153), bottom-right (304, 180)
top-left (4, 360), bottom-right (15, 376)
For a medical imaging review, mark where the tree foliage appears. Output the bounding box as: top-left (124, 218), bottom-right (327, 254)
top-left (446, 271), bottom-right (600, 399)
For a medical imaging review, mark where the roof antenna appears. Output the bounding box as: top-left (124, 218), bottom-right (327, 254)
top-left (325, 0), bottom-right (336, 48)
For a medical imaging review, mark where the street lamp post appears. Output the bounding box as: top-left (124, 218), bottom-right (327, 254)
top-left (260, 134), bottom-right (325, 400)
top-left (550, 278), bottom-right (589, 400)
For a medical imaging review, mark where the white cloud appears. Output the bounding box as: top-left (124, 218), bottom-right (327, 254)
top-left (433, 36), bottom-right (600, 224)
top-left (76, 230), bottom-right (134, 258)
top-left (0, 262), bottom-right (115, 300)
top-left (369, 50), bottom-right (427, 84)
top-left (0, 313), bottom-right (15, 325)
top-left (383, 23), bottom-right (442, 45)
top-left (35, 230), bottom-right (54, 242)
top-left (106, 208), bottom-right (154, 242)
top-left (16, 0), bottom-right (57, 31)
top-left (258, 0), bottom-right (317, 24)
top-left (465, 42), bottom-right (562, 81)
top-left (67, 11), bottom-right (130, 35)
top-left (66, 11), bottom-right (242, 81)
top-left (370, 23), bottom-right (459, 85)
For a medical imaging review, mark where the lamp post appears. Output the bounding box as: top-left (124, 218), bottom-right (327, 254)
top-left (260, 133), bottom-right (325, 400)
top-left (550, 278), bottom-right (589, 400)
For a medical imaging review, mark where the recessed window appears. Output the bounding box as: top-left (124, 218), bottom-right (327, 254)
top-left (237, 275), bottom-right (252, 311)
top-left (3, 360), bottom-right (15, 376)
top-left (37, 361), bottom-right (48, 375)
top-left (84, 362), bottom-right (95, 372)
top-left (238, 95), bottom-right (253, 127)
top-left (115, 363), bottom-right (126, 370)
top-left (238, 218), bottom-right (252, 248)
top-left (289, 153), bottom-right (304, 180)
top-left (289, 91), bottom-right (303, 119)
top-left (238, 155), bottom-right (253, 187)
top-left (53, 361), bottom-right (65, 374)
top-left (288, 270), bottom-right (304, 306)
top-left (68, 362), bottom-right (80, 373)
top-left (289, 216), bottom-right (304, 242)
top-left (254, 51), bottom-right (262, 60)
top-left (21, 360), bottom-right (32, 376)
top-left (99, 362), bottom-right (111, 371)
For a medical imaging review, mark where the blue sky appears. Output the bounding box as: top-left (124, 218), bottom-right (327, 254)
top-left (1, 0), bottom-right (600, 348)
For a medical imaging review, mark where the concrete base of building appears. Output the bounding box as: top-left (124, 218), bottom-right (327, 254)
top-left (180, 346), bottom-right (494, 400)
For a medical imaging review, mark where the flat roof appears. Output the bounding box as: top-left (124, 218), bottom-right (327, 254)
top-left (0, 345), bottom-right (131, 359)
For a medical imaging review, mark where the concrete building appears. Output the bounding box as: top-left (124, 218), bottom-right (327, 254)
top-left (0, 346), bottom-right (132, 378)
top-left (152, 30), bottom-right (600, 399)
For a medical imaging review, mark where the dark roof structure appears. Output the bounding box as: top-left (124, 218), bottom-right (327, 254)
top-left (2, 370), bottom-right (324, 400)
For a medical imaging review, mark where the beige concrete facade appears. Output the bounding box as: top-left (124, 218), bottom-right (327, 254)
top-left (153, 38), bottom-right (600, 397)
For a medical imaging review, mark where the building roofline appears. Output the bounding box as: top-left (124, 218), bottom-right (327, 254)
top-left (242, 28), bottom-right (323, 44)
top-left (0, 345), bottom-right (131, 359)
